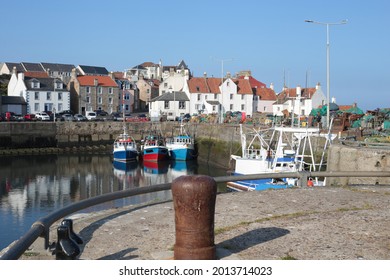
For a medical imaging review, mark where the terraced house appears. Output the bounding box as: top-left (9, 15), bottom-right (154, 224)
top-left (69, 68), bottom-right (120, 114)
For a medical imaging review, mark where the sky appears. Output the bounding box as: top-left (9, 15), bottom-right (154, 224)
top-left (1, 0), bottom-right (389, 111)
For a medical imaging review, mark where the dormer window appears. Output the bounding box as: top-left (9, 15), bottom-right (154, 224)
top-left (55, 81), bottom-right (63, 89)
top-left (196, 86), bottom-right (200, 91)
top-left (31, 80), bottom-right (40, 89)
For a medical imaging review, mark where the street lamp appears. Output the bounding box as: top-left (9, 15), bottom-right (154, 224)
top-left (305, 19), bottom-right (347, 128)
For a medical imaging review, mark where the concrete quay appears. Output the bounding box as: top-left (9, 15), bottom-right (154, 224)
top-left (15, 185), bottom-right (390, 260)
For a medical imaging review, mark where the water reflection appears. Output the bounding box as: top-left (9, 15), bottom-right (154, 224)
top-left (0, 154), bottom-right (227, 251)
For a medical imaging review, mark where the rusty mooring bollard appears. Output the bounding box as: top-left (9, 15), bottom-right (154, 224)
top-left (172, 175), bottom-right (217, 260)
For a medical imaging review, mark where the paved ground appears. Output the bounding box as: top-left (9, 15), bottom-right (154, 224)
top-left (9, 185), bottom-right (390, 260)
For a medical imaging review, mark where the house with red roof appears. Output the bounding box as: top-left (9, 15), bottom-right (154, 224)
top-left (273, 83), bottom-right (326, 117)
top-left (184, 72), bottom-right (253, 119)
top-left (69, 68), bottom-right (119, 114)
top-left (237, 74), bottom-right (276, 113)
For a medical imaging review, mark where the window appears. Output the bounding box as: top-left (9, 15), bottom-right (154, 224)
top-left (179, 101), bottom-right (185, 109)
top-left (58, 92), bottom-right (62, 100)
top-left (108, 97), bottom-right (113, 104)
top-left (47, 92), bottom-right (51, 100)
top-left (34, 103), bottom-right (39, 111)
top-left (55, 82), bottom-right (62, 89)
top-left (241, 94), bottom-right (245, 100)
top-left (212, 105), bottom-right (216, 111)
top-left (147, 89), bottom-right (150, 93)
top-left (35, 92), bottom-right (39, 100)
top-left (98, 87), bottom-right (102, 94)
top-left (197, 94), bottom-right (201, 101)
top-left (86, 86), bottom-right (91, 93)
top-left (205, 95), bottom-right (207, 100)
top-left (108, 87), bottom-right (113, 94)
top-left (98, 97), bottom-right (102, 104)
top-left (214, 94), bottom-right (217, 99)
top-left (164, 101), bottom-right (169, 109)
top-left (164, 83), bottom-right (168, 88)
top-left (86, 96), bottom-right (90, 103)
top-left (241, 104), bottom-right (245, 110)
top-left (230, 94), bottom-right (233, 100)
top-left (230, 104), bottom-right (233, 110)
top-left (58, 104), bottom-right (63, 112)
top-left (196, 86), bottom-right (200, 91)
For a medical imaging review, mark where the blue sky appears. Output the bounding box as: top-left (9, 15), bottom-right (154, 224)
top-left (1, 0), bottom-right (389, 111)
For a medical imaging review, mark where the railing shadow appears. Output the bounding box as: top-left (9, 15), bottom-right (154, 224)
top-left (77, 200), bottom-right (172, 260)
top-left (217, 227), bottom-right (290, 258)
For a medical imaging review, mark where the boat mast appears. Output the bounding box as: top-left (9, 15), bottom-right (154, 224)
top-left (122, 81), bottom-right (127, 135)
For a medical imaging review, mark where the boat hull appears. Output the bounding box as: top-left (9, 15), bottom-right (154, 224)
top-left (142, 146), bottom-right (170, 162)
top-left (113, 149), bottom-right (138, 162)
top-left (169, 147), bottom-right (197, 161)
top-left (227, 173), bottom-right (294, 192)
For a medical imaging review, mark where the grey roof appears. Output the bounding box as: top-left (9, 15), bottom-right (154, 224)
top-left (78, 65), bottom-right (109, 75)
top-left (4, 62), bottom-right (24, 72)
top-left (21, 62), bottom-right (44, 72)
top-left (206, 100), bottom-right (220, 105)
top-left (40, 62), bottom-right (75, 72)
top-left (24, 77), bottom-right (67, 91)
top-left (151, 91), bottom-right (189, 102)
top-left (2, 96), bottom-right (27, 105)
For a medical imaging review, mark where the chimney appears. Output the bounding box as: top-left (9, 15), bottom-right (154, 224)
top-left (244, 74), bottom-right (249, 80)
top-left (316, 82), bottom-right (321, 90)
top-left (12, 66), bottom-right (17, 75)
top-left (270, 83), bottom-right (274, 90)
top-left (94, 78), bottom-right (98, 86)
top-left (71, 68), bottom-right (77, 79)
top-left (109, 71), bottom-right (114, 80)
top-left (331, 97), bottom-right (336, 103)
top-left (226, 72), bottom-right (231, 79)
top-left (296, 85), bottom-right (301, 97)
top-left (203, 72), bottom-right (207, 78)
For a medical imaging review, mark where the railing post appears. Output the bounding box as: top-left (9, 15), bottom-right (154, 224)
top-left (172, 175), bottom-right (217, 260)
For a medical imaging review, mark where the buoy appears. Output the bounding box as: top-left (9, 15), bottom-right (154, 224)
top-left (307, 178), bottom-right (314, 187)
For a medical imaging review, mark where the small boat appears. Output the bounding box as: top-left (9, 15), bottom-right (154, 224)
top-left (141, 127), bottom-right (170, 162)
top-left (113, 129), bottom-right (139, 162)
top-left (166, 122), bottom-right (197, 161)
top-left (113, 87), bottom-right (139, 162)
top-left (227, 124), bottom-right (330, 191)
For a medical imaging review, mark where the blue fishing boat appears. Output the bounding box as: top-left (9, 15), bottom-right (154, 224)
top-left (166, 123), bottom-right (197, 161)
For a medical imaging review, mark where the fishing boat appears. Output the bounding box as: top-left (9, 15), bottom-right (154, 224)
top-left (113, 86), bottom-right (139, 162)
top-left (141, 126), bottom-right (170, 162)
top-left (227, 124), bottom-right (332, 191)
top-left (166, 122), bottom-right (197, 161)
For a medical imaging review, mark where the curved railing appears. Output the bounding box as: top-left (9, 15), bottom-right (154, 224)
top-left (1, 171), bottom-right (389, 260)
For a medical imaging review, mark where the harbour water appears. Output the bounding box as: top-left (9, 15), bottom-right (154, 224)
top-left (0, 154), bottom-right (228, 251)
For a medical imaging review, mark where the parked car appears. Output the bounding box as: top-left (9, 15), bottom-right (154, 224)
top-left (23, 114), bottom-right (37, 121)
top-left (35, 112), bottom-right (50, 121)
top-left (85, 111), bottom-right (97, 121)
top-left (61, 113), bottom-right (74, 121)
top-left (110, 112), bottom-right (124, 121)
top-left (73, 114), bottom-right (87, 122)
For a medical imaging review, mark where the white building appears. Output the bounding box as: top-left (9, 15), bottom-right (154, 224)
top-left (8, 67), bottom-right (71, 114)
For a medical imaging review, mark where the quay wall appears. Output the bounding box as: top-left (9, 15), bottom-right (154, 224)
top-left (327, 144), bottom-right (390, 185)
top-left (2, 122), bottom-right (390, 183)
top-left (0, 122), bottom-right (241, 168)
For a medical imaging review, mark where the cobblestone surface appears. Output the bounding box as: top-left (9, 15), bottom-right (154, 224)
top-left (11, 186), bottom-right (390, 260)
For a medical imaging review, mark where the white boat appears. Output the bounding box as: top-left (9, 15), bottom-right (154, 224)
top-left (165, 122), bottom-right (197, 161)
top-left (227, 124), bottom-right (334, 191)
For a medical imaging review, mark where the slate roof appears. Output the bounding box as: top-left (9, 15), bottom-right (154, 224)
top-left (151, 91), bottom-right (189, 102)
top-left (78, 65), bottom-right (109, 75)
top-left (24, 77), bottom-right (67, 91)
top-left (40, 62), bottom-right (75, 72)
top-left (3, 62), bottom-right (24, 72)
top-left (77, 75), bottom-right (118, 87)
top-left (21, 62), bottom-right (45, 72)
top-left (1, 96), bottom-right (27, 105)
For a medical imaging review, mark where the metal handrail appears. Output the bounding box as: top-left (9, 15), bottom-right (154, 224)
top-left (1, 171), bottom-right (389, 260)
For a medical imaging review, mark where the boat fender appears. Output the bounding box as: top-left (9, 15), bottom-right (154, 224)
top-left (307, 178), bottom-right (314, 187)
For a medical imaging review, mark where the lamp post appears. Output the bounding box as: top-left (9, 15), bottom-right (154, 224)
top-left (305, 19), bottom-right (347, 128)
